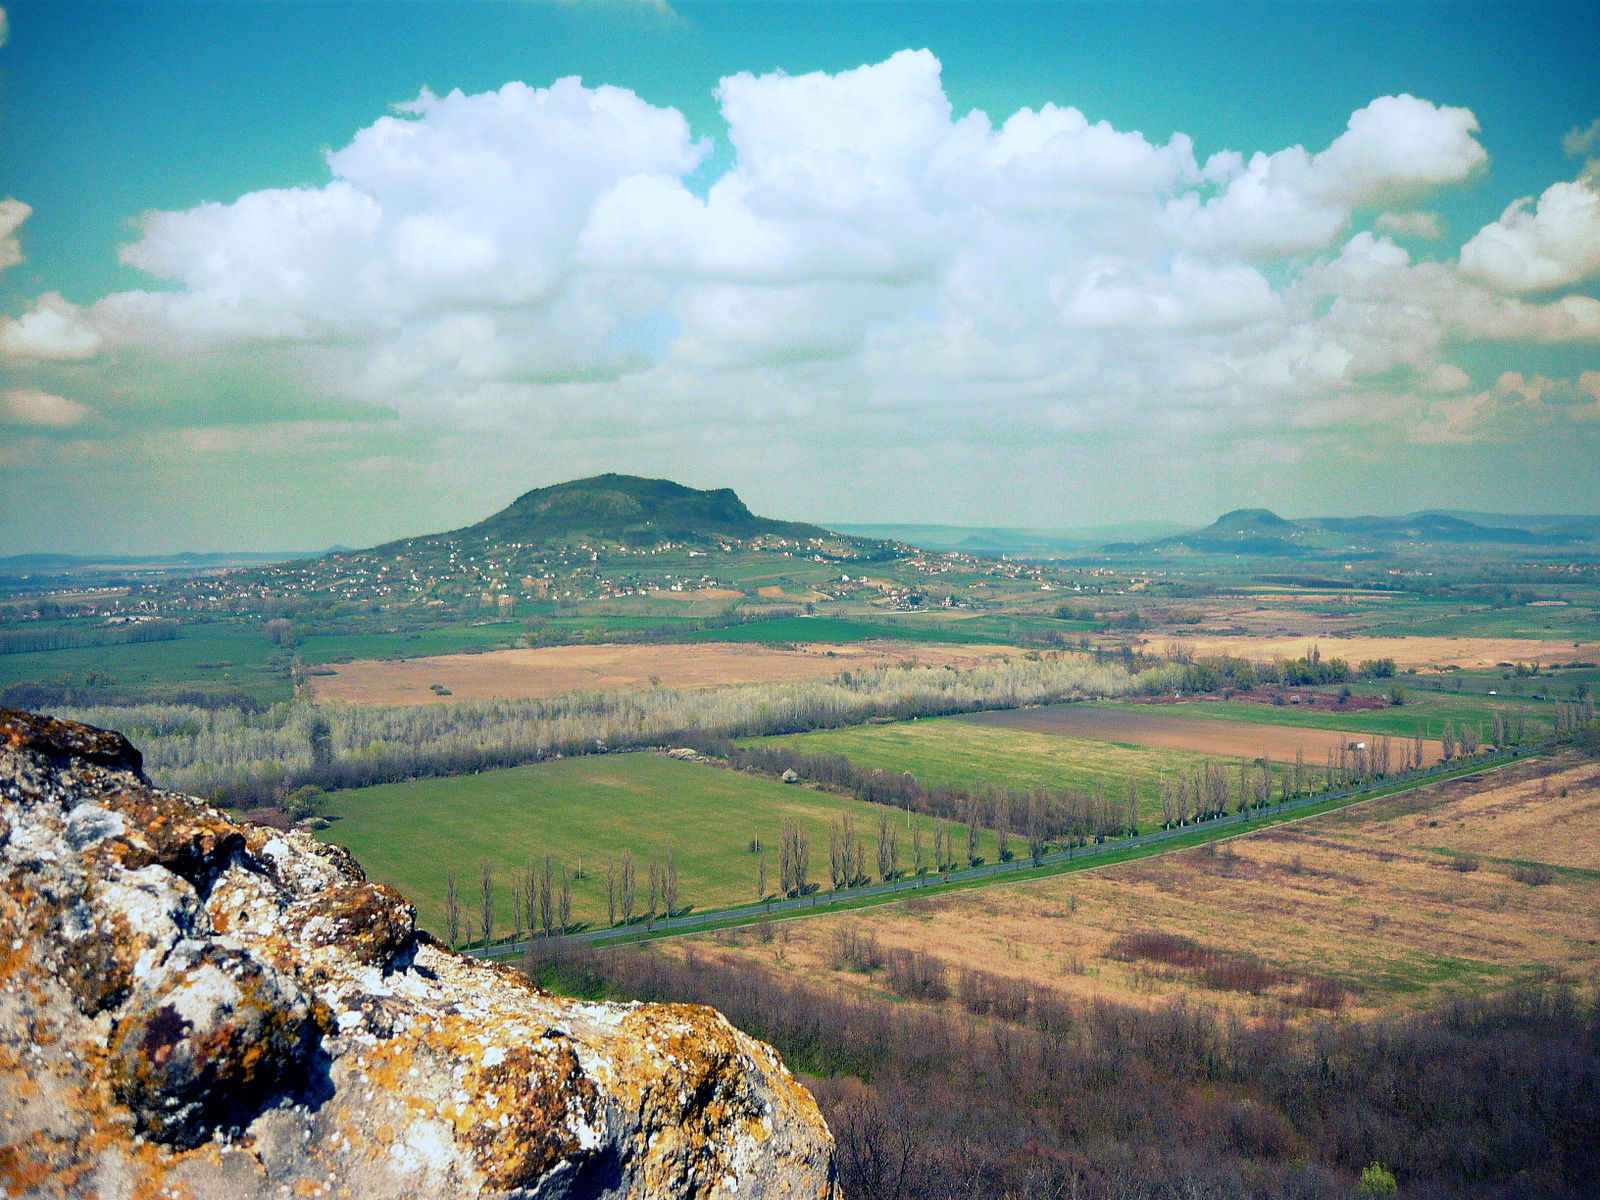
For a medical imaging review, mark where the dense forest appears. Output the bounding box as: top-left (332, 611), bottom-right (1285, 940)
top-left (526, 940), bottom-right (1600, 1200)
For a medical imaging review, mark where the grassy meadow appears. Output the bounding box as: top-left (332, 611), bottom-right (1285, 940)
top-left (315, 752), bottom-right (1002, 941)
top-left (744, 718), bottom-right (1223, 825)
top-left (1089, 687), bottom-right (1563, 741)
top-left (0, 620), bottom-right (292, 704)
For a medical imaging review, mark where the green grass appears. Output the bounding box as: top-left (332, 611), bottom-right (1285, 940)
top-left (1087, 689), bottom-right (1554, 741)
top-left (689, 615), bottom-right (991, 645)
top-left (0, 620), bottom-right (291, 704)
top-left (296, 621), bottom-right (526, 664)
top-left (1361, 605), bottom-right (1600, 642)
top-left (742, 718), bottom-right (1219, 824)
top-left (314, 753), bottom-right (1002, 942)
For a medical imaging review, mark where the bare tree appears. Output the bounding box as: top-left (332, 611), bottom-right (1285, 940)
top-left (1125, 777), bottom-right (1139, 834)
top-left (445, 871), bottom-right (461, 949)
top-left (647, 850), bottom-right (660, 928)
top-left (1441, 721), bottom-right (1457, 762)
top-left (538, 852), bottom-right (555, 937)
top-left (781, 820), bottom-right (797, 896)
top-left (912, 818), bottom-right (925, 874)
top-left (794, 824), bottom-right (811, 894)
top-left (1460, 723), bottom-right (1481, 756)
top-left (757, 841), bottom-right (767, 900)
top-left (558, 864), bottom-right (571, 933)
top-left (663, 845), bottom-right (678, 917)
top-left (1026, 791), bottom-right (1048, 864)
top-left (876, 808), bottom-right (893, 880)
top-left (965, 807), bottom-right (980, 866)
top-left (619, 850), bottom-right (635, 924)
top-left (1414, 725), bottom-right (1426, 769)
top-left (994, 793), bottom-right (1012, 862)
top-left (510, 868), bottom-right (525, 945)
top-left (479, 857), bottom-right (494, 952)
top-left (838, 819), bottom-right (851, 896)
top-left (606, 858), bottom-right (617, 926)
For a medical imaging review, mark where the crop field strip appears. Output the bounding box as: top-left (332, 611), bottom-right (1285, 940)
top-left (306, 638), bottom-right (1023, 706)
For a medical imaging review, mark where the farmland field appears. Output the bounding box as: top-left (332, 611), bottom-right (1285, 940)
top-left (746, 718), bottom-right (1283, 825)
top-left (679, 751), bottom-right (1600, 1019)
top-left (1090, 688), bottom-right (1552, 742)
top-left (1164, 632), bottom-right (1600, 670)
top-left (306, 638), bottom-right (1021, 705)
top-left (962, 702), bottom-right (1443, 762)
top-left (314, 752), bottom-right (1002, 939)
top-left (0, 620), bottom-right (291, 704)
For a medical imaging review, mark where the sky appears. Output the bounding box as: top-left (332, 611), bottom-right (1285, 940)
top-left (1, 0), bottom-right (1598, 555)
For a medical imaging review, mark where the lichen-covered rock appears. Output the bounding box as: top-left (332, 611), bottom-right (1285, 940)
top-left (0, 708), bottom-right (836, 1198)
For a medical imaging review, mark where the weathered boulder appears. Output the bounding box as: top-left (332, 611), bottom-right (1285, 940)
top-left (0, 708), bottom-right (836, 1198)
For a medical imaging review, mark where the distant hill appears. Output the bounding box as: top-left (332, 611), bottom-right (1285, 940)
top-left (1114, 508), bottom-right (1600, 559)
top-left (832, 521), bottom-right (1187, 557)
top-left (450, 474), bottom-right (830, 548)
top-left (193, 475), bottom-right (891, 608)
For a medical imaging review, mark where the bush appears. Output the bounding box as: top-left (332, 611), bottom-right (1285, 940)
top-left (1448, 855), bottom-right (1480, 873)
top-left (283, 784), bottom-right (327, 819)
top-left (1358, 1162), bottom-right (1398, 1197)
top-left (1360, 658), bottom-right (1397, 678)
top-left (1510, 865), bottom-right (1555, 886)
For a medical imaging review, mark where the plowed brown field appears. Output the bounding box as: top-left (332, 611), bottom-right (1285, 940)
top-left (962, 703), bottom-right (1442, 763)
top-left (308, 640), bottom-right (1023, 705)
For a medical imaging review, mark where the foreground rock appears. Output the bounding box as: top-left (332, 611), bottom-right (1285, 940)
top-left (0, 708), bottom-right (835, 1198)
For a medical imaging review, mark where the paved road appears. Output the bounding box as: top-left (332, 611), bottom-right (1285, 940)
top-left (473, 744), bottom-right (1544, 959)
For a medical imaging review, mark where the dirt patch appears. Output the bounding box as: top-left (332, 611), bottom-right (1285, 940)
top-left (1161, 634), bottom-right (1599, 671)
top-left (962, 704), bottom-right (1442, 763)
top-left (308, 640), bottom-right (1024, 706)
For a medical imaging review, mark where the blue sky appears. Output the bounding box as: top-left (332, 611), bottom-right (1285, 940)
top-left (1, 1), bottom-right (1598, 552)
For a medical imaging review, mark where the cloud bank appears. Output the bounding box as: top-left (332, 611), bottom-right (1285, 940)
top-left (4, 51), bottom-right (1599, 537)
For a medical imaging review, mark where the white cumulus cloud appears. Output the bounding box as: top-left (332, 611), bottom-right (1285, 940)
top-left (7, 52), bottom-right (1594, 468)
top-left (1459, 178), bottom-right (1600, 293)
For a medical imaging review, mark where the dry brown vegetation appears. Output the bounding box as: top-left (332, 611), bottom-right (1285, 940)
top-left (308, 639), bottom-right (1024, 705)
top-left (679, 752), bottom-right (1600, 1020)
top-left (1166, 633), bottom-right (1599, 671)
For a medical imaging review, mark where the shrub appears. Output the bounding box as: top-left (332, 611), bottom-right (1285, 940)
top-left (1510, 865), bottom-right (1555, 886)
top-left (883, 949), bottom-right (948, 1002)
top-left (283, 783), bottom-right (327, 819)
top-left (1448, 855), bottom-right (1480, 873)
top-left (1358, 1162), bottom-right (1399, 1197)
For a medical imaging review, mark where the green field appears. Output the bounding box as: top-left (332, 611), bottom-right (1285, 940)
top-left (1361, 604), bottom-right (1600, 642)
top-left (1090, 688), bottom-right (1558, 741)
top-left (744, 719), bottom-right (1212, 825)
top-left (296, 620), bottom-right (526, 664)
top-left (314, 753), bottom-right (1001, 941)
top-left (0, 620), bottom-right (291, 704)
top-left (690, 615), bottom-right (990, 644)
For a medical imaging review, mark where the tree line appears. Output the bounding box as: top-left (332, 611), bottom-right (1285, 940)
top-left (47, 655), bottom-right (1134, 803)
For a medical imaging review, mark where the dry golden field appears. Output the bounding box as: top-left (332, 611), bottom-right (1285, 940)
top-left (1162, 633), bottom-right (1599, 671)
top-left (682, 752), bottom-right (1600, 1021)
top-left (307, 639), bottom-right (1023, 705)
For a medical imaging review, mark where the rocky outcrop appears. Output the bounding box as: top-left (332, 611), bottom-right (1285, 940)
top-left (0, 708), bottom-right (835, 1198)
